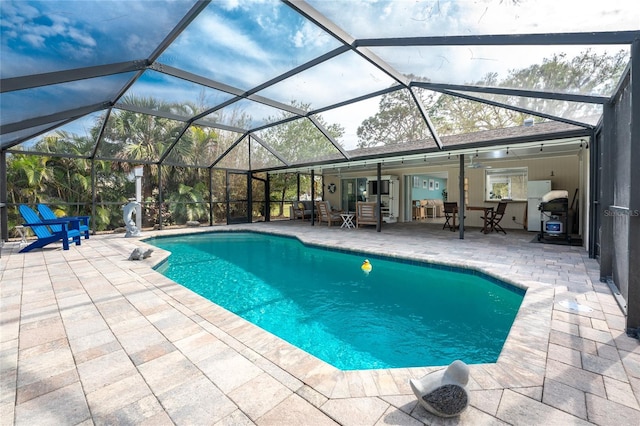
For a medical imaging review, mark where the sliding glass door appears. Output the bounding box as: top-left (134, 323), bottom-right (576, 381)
top-left (340, 178), bottom-right (367, 212)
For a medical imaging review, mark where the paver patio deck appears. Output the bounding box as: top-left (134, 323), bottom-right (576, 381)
top-left (1, 221), bottom-right (638, 425)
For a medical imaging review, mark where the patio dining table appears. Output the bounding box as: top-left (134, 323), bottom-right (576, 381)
top-left (467, 205), bottom-right (494, 233)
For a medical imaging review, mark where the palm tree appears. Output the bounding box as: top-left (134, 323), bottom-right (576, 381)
top-left (38, 131), bottom-right (93, 215)
top-left (102, 96), bottom-right (184, 225)
top-left (7, 154), bottom-right (53, 205)
top-left (166, 182), bottom-right (208, 224)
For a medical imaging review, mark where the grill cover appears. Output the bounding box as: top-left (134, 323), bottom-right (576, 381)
top-left (542, 190), bottom-right (569, 203)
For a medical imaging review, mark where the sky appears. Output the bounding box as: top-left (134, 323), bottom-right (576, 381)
top-left (307, 0), bottom-right (640, 38)
top-left (0, 0), bottom-right (195, 78)
top-left (3, 0), bottom-right (639, 150)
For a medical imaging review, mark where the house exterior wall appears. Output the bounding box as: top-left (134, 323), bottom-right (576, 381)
top-left (395, 155), bottom-right (579, 231)
top-left (323, 154), bottom-right (581, 232)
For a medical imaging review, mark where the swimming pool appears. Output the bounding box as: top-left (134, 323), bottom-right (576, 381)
top-left (148, 231), bottom-right (524, 370)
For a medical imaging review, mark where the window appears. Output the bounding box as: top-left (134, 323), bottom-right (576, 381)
top-left (485, 167), bottom-right (528, 201)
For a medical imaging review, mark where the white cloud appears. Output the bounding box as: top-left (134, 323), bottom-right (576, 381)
top-left (291, 20), bottom-right (332, 49)
top-left (308, 0), bottom-right (639, 38)
top-left (21, 33), bottom-right (46, 48)
top-left (220, 0), bottom-right (241, 10)
top-left (5, 4), bottom-right (96, 53)
top-left (257, 51), bottom-right (396, 110)
top-left (196, 13), bottom-right (272, 65)
top-left (67, 26), bottom-right (96, 48)
top-left (320, 97), bottom-right (381, 149)
top-left (370, 43), bottom-right (626, 87)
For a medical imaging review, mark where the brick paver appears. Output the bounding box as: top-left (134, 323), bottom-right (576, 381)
top-left (1, 221), bottom-right (638, 425)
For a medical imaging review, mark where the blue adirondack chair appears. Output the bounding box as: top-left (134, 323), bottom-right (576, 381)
top-left (37, 204), bottom-right (90, 239)
top-left (18, 205), bottom-right (82, 253)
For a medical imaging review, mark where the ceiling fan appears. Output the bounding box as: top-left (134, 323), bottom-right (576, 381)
top-left (467, 156), bottom-right (491, 169)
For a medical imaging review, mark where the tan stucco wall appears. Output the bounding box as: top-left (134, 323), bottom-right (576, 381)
top-left (320, 153), bottom-right (582, 232)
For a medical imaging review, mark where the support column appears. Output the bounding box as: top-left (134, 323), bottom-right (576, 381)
top-left (209, 168), bottom-right (213, 225)
top-left (376, 163), bottom-right (382, 232)
top-left (158, 165), bottom-right (163, 230)
top-left (310, 170), bottom-right (315, 226)
top-left (134, 166), bottom-right (143, 232)
top-left (459, 154), bottom-right (465, 239)
top-left (599, 104), bottom-right (615, 281)
top-left (91, 159), bottom-right (96, 235)
top-left (0, 151), bottom-right (7, 242)
top-left (588, 131), bottom-right (598, 258)
top-left (265, 174), bottom-right (271, 222)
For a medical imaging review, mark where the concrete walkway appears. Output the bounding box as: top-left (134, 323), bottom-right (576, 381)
top-left (1, 221), bottom-right (638, 425)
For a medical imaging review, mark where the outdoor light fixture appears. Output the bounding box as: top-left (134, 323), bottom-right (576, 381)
top-left (540, 144), bottom-right (544, 152)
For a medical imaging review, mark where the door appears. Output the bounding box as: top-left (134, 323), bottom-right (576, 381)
top-left (251, 174), bottom-right (266, 222)
top-left (404, 175), bottom-right (413, 221)
top-left (227, 171), bottom-right (249, 224)
top-left (341, 178), bottom-right (367, 212)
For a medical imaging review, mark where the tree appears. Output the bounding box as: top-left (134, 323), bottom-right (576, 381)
top-left (429, 92), bottom-right (524, 135)
top-left (496, 49), bottom-right (627, 119)
top-left (101, 96), bottom-right (184, 203)
top-left (357, 49), bottom-right (628, 147)
top-left (357, 88), bottom-right (436, 148)
top-left (166, 182), bottom-right (208, 223)
top-left (259, 101), bottom-right (344, 165)
top-left (37, 131), bottom-right (93, 214)
top-left (259, 101), bottom-right (344, 216)
top-left (6, 154), bottom-right (52, 205)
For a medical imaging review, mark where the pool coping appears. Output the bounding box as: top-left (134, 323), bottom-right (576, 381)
top-left (139, 226), bottom-right (552, 398)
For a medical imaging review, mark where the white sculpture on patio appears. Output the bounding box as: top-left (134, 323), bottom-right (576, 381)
top-left (128, 247), bottom-right (153, 261)
top-left (409, 359), bottom-right (470, 417)
top-left (123, 201), bottom-right (141, 238)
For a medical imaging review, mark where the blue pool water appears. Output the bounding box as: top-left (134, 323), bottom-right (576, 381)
top-left (148, 232), bottom-right (524, 370)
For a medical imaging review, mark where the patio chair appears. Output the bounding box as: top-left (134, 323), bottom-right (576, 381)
top-left (316, 201), bottom-right (342, 226)
top-left (356, 201), bottom-right (377, 228)
top-left (18, 205), bottom-right (82, 253)
top-left (485, 201), bottom-right (508, 234)
top-left (37, 204), bottom-right (90, 239)
top-left (443, 202), bottom-right (458, 231)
